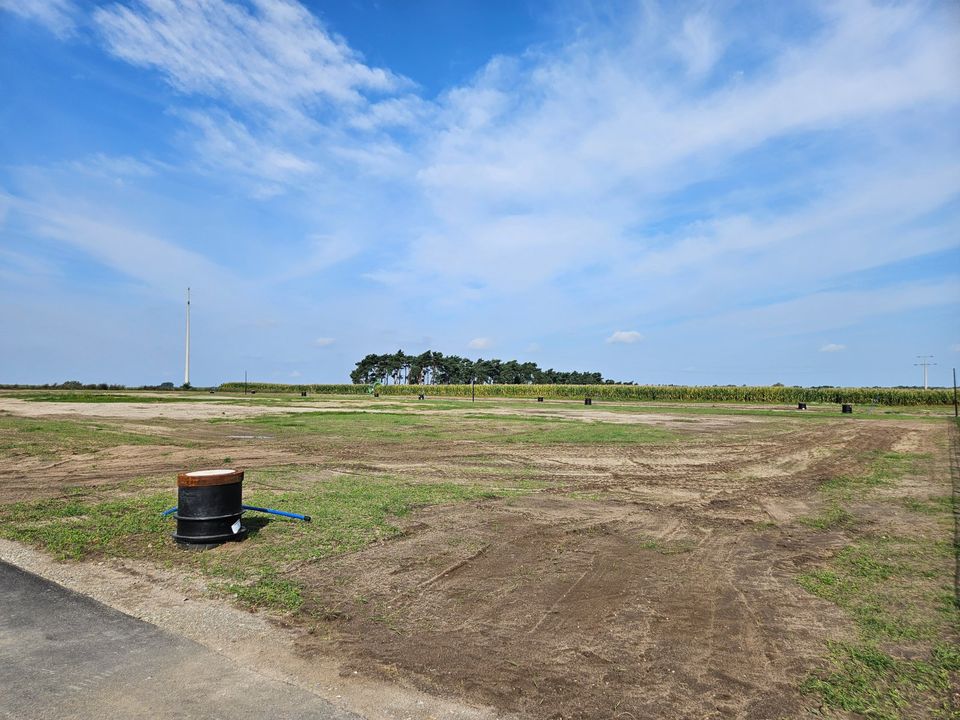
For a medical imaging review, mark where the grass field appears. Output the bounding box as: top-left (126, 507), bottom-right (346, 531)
top-left (0, 389), bottom-right (956, 718)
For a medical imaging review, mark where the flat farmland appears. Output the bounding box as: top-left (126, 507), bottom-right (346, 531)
top-left (0, 391), bottom-right (957, 719)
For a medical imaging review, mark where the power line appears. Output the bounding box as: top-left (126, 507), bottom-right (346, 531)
top-left (914, 355), bottom-right (935, 390)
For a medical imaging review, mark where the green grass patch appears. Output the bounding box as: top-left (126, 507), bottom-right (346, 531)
top-left (819, 451), bottom-right (931, 499)
top-left (797, 440), bottom-right (957, 717)
top-left (480, 419), bottom-right (675, 444)
top-left (801, 640), bottom-right (958, 720)
top-left (799, 537), bottom-right (953, 643)
top-left (799, 503), bottom-right (855, 530)
top-left (0, 493), bottom-right (172, 560)
top-left (902, 495), bottom-right (954, 515)
top-left (223, 572), bottom-right (303, 611)
top-left (0, 416), bottom-right (186, 459)
top-left (225, 411), bottom-right (446, 442)
top-left (224, 409), bottom-right (677, 446)
top-left (0, 472), bottom-right (533, 612)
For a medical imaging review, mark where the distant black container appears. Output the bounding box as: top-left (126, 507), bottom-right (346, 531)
top-left (585, 398), bottom-right (592, 406)
top-left (842, 404), bottom-right (853, 414)
top-left (172, 469), bottom-right (246, 547)
top-left (798, 402), bottom-right (807, 410)
top-left (301, 391), bottom-right (307, 397)
top-left (373, 392), bottom-right (379, 397)
top-left (418, 393), bottom-right (425, 400)
top-left (537, 397), bottom-right (544, 402)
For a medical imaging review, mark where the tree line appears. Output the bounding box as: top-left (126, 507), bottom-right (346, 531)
top-left (349, 350), bottom-right (626, 385)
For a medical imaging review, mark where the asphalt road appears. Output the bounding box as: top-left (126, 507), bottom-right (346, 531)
top-left (0, 560), bottom-right (364, 720)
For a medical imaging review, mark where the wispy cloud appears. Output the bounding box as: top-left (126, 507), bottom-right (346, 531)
top-left (69, 153), bottom-right (159, 181)
top-left (313, 337), bottom-right (335, 347)
top-left (94, 0), bottom-right (406, 113)
top-left (468, 337), bottom-right (491, 350)
top-left (820, 343), bottom-right (846, 353)
top-left (0, 0), bottom-right (78, 37)
top-left (181, 110), bottom-right (317, 196)
top-left (672, 13), bottom-right (722, 78)
top-left (2, 193), bottom-right (232, 298)
top-left (607, 331), bottom-right (644, 344)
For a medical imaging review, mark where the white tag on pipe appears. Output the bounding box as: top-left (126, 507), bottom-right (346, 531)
top-left (231, 520), bottom-right (241, 534)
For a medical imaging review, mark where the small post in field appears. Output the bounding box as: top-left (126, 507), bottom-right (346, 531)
top-left (953, 368), bottom-right (957, 418)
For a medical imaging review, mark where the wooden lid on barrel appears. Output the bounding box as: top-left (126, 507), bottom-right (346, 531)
top-left (177, 468), bottom-right (244, 488)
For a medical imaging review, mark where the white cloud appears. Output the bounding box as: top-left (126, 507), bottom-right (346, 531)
top-left (393, 0), bottom-right (960, 301)
top-left (348, 96), bottom-right (431, 131)
top-left (633, 163), bottom-right (960, 281)
top-left (820, 343), bottom-right (846, 353)
top-left (672, 13), bottom-right (721, 77)
top-left (950, 343), bottom-right (960, 353)
top-left (182, 110), bottom-right (317, 195)
top-left (313, 337), bottom-right (335, 347)
top-left (0, 0), bottom-right (77, 37)
top-left (69, 153), bottom-right (159, 181)
top-left (2, 193), bottom-right (232, 298)
top-left (289, 370), bottom-right (301, 377)
top-left (607, 330), bottom-right (644, 344)
top-left (93, 0), bottom-right (405, 113)
top-left (468, 337), bottom-right (491, 350)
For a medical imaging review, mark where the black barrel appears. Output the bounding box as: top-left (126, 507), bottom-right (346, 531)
top-left (418, 393), bottom-right (425, 400)
top-left (300, 391), bottom-right (307, 397)
top-left (537, 397), bottom-right (544, 402)
top-left (172, 469), bottom-right (247, 546)
top-left (798, 402), bottom-right (807, 410)
top-left (585, 398), bottom-right (592, 406)
top-left (842, 404), bottom-right (853, 414)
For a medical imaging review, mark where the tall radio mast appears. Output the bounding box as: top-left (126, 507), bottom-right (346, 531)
top-left (184, 287), bottom-right (191, 387)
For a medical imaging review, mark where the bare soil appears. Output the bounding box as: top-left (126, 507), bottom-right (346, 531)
top-left (0, 395), bottom-right (952, 719)
top-left (293, 421), bottom-right (925, 720)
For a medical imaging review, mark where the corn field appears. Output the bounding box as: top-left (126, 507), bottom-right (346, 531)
top-left (217, 382), bottom-right (953, 406)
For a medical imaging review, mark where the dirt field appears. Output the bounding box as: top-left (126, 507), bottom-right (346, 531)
top-left (0, 391), bottom-right (956, 719)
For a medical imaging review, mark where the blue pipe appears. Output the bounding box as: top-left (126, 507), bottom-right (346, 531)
top-left (242, 504), bottom-right (312, 522)
top-left (160, 505), bottom-right (311, 522)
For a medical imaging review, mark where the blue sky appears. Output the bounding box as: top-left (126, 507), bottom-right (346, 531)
top-left (1, 0), bottom-right (958, 388)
